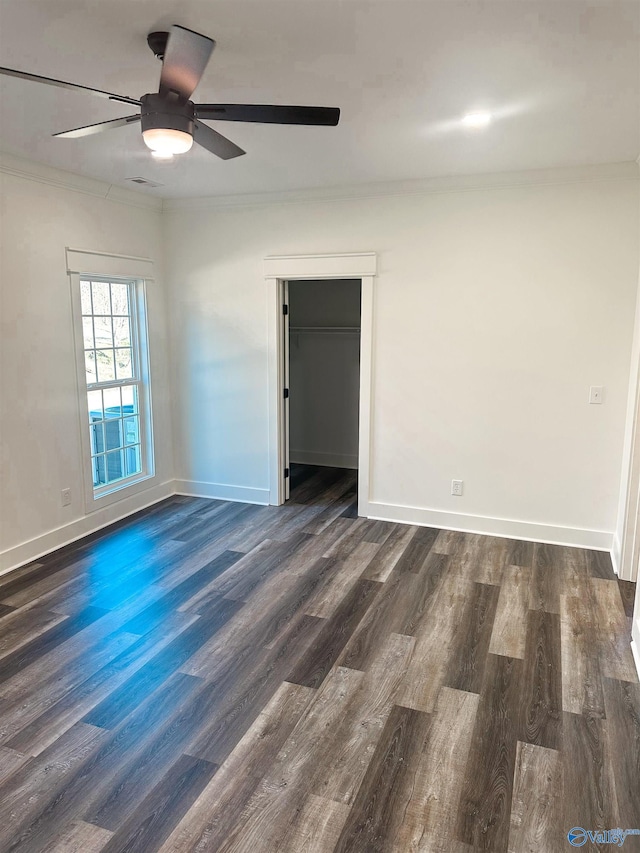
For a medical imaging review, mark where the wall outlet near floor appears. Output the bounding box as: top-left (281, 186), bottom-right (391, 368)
top-left (61, 488), bottom-right (72, 507)
top-left (451, 479), bottom-right (464, 496)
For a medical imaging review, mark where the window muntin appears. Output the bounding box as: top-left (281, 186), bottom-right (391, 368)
top-left (80, 278), bottom-right (150, 496)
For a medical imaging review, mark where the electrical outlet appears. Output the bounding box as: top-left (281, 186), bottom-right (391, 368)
top-left (61, 488), bottom-right (71, 507)
top-left (451, 479), bottom-right (464, 496)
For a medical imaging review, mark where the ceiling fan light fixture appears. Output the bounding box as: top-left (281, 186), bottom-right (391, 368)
top-left (142, 127), bottom-right (193, 154)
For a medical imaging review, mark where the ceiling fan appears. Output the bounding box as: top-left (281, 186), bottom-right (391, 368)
top-left (0, 24), bottom-right (340, 160)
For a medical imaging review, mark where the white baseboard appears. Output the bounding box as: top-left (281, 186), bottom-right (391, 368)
top-left (611, 534), bottom-right (621, 576)
top-left (290, 450), bottom-right (358, 469)
top-left (363, 500), bottom-right (613, 551)
top-left (174, 479), bottom-right (270, 505)
top-left (0, 479), bottom-right (175, 576)
top-left (631, 634), bottom-right (640, 682)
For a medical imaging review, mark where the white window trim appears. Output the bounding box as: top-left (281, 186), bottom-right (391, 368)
top-left (67, 249), bottom-right (156, 514)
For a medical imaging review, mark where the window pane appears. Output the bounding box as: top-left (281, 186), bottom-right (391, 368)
top-left (103, 386), bottom-right (122, 413)
top-left (93, 316), bottom-right (113, 349)
top-left (115, 348), bottom-right (132, 380)
top-left (125, 445), bottom-right (142, 477)
top-left (111, 283), bottom-right (129, 316)
top-left (96, 350), bottom-right (115, 382)
top-left (91, 281), bottom-right (111, 315)
top-left (121, 384), bottom-right (138, 412)
top-left (81, 281), bottom-right (92, 315)
top-left (83, 317), bottom-right (94, 349)
top-left (105, 450), bottom-right (124, 483)
top-left (88, 389), bottom-right (103, 419)
top-left (113, 316), bottom-right (131, 348)
top-left (93, 454), bottom-right (107, 487)
top-left (90, 420), bottom-right (105, 455)
top-left (104, 417), bottom-right (124, 454)
top-left (85, 350), bottom-right (97, 384)
top-left (123, 415), bottom-right (139, 445)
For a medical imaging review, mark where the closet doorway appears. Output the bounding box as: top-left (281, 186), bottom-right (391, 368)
top-left (265, 251), bottom-right (377, 513)
top-left (284, 279), bottom-right (361, 505)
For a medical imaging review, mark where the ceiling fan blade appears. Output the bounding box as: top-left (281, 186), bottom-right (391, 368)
top-left (195, 104), bottom-right (340, 126)
top-left (159, 25), bottom-right (215, 101)
top-left (193, 120), bottom-right (245, 159)
top-left (0, 66), bottom-right (140, 106)
top-left (53, 115), bottom-right (141, 139)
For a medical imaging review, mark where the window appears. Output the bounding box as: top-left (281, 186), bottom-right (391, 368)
top-left (76, 276), bottom-right (153, 502)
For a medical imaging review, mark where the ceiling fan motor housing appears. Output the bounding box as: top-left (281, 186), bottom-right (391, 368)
top-left (140, 93), bottom-right (195, 136)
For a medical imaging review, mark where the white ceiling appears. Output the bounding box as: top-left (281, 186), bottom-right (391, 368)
top-left (0, 0), bottom-right (638, 199)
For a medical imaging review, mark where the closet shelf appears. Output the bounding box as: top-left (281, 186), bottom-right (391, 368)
top-left (290, 326), bottom-right (360, 335)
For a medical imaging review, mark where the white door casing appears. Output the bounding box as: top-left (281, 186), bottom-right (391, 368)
top-left (265, 252), bottom-right (377, 513)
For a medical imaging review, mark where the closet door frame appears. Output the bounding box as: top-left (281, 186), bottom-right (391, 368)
top-left (265, 253), bottom-right (377, 515)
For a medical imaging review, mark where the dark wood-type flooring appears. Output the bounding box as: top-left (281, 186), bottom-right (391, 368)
top-left (0, 464), bottom-right (639, 852)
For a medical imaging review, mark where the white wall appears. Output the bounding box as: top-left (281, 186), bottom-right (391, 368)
top-left (289, 280), bottom-right (361, 468)
top-left (0, 158), bottom-right (174, 571)
top-left (165, 170), bottom-right (639, 547)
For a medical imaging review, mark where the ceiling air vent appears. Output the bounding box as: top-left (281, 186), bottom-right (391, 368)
top-left (125, 176), bottom-right (163, 187)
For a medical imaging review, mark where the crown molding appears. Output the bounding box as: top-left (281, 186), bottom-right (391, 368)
top-left (161, 161), bottom-right (639, 213)
top-left (1, 152), bottom-right (636, 215)
top-left (0, 151), bottom-right (163, 212)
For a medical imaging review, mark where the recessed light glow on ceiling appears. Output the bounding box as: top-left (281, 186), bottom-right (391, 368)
top-left (462, 111), bottom-right (492, 129)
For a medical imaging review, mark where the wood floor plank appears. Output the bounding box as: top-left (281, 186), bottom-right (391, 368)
top-left (304, 541), bottom-right (380, 618)
top-left (457, 653), bottom-right (523, 851)
top-left (181, 614), bottom-right (324, 766)
top-left (445, 581), bottom-right (499, 694)
top-left (99, 754), bottom-right (217, 853)
top-left (41, 820), bottom-right (114, 852)
top-left (158, 681), bottom-right (314, 853)
top-left (0, 627), bottom-right (142, 747)
top-left (590, 578), bottom-right (638, 682)
top-left (82, 599), bottom-right (242, 730)
top-left (286, 578), bottom-right (382, 689)
top-left (489, 564), bottom-right (531, 659)
top-left (562, 711), bottom-right (619, 842)
top-left (180, 559), bottom-right (333, 681)
top-left (0, 723), bottom-right (109, 853)
top-left (119, 550), bottom-right (243, 633)
top-left (508, 741), bottom-right (563, 853)
top-left (6, 612), bottom-right (198, 756)
top-left (586, 549), bottom-right (616, 580)
top-left (398, 572), bottom-right (471, 713)
top-left (0, 605), bottom-right (108, 685)
top-left (0, 605), bottom-right (68, 661)
top-left (217, 666), bottom-right (365, 853)
top-left (393, 686), bottom-right (479, 853)
top-left (0, 745), bottom-right (29, 787)
top-left (1, 674), bottom-right (203, 853)
top-left (529, 543), bottom-right (561, 613)
top-left (279, 794), bottom-right (351, 853)
top-left (617, 579), bottom-right (636, 620)
top-left (520, 609), bottom-right (562, 750)
top-left (359, 524), bottom-right (419, 582)
top-left (560, 593), bottom-right (606, 716)
top-left (311, 632), bottom-right (416, 805)
top-left (602, 677), bottom-right (640, 830)
top-left (210, 532), bottom-right (311, 601)
top-left (332, 703), bottom-right (432, 852)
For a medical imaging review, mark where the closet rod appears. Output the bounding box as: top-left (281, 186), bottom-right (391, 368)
top-left (289, 326), bottom-right (360, 334)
